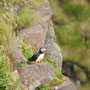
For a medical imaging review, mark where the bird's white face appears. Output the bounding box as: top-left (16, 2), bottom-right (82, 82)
top-left (40, 48), bottom-right (47, 52)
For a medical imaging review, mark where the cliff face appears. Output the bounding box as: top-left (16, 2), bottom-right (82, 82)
top-left (0, 0), bottom-right (76, 90)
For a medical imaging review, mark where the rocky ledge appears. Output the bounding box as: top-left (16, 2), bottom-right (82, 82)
top-left (17, 63), bottom-right (54, 89)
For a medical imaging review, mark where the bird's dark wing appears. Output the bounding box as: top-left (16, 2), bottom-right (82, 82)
top-left (28, 53), bottom-right (40, 61)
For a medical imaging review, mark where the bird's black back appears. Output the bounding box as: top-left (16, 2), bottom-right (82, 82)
top-left (28, 52), bottom-right (40, 61)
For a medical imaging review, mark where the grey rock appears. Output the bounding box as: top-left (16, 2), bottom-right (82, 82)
top-left (17, 63), bottom-right (54, 89)
top-left (18, 23), bottom-right (49, 51)
top-left (45, 21), bottom-right (63, 71)
top-left (12, 38), bottom-right (27, 66)
top-left (36, 3), bottom-right (52, 23)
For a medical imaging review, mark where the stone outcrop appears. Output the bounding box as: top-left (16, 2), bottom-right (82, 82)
top-left (45, 22), bottom-right (63, 71)
top-left (17, 63), bottom-right (54, 89)
top-left (18, 24), bottom-right (47, 51)
top-left (12, 38), bottom-right (27, 67)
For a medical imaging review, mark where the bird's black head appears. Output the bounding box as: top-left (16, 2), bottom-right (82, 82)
top-left (39, 47), bottom-right (47, 53)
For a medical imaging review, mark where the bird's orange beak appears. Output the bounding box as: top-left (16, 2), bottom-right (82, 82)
top-left (45, 49), bottom-right (48, 52)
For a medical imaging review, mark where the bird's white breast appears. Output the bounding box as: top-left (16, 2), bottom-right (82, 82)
top-left (36, 53), bottom-right (44, 62)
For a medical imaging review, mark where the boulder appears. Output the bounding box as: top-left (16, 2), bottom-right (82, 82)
top-left (17, 63), bottom-right (54, 89)
top-left (12, 38), bottom-right (27, 67)
top-left (50, 76), bottom-right (76, 90)
top-left (18, 24), bottom-right (48, 51)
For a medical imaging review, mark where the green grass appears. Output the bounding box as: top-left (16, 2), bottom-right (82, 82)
top-left (49, 0), bottom-right (69, 25)
top-left (15, 36), bottom-right (34, 60)
top-left (27, 0), bottom-right (48, 9)
top-left (63, 4), bottom-right (84, 19)
top-left (5, 0), bottom-right (48, 9)
top-left (0, 63), bottom-right (7, 90)
top-left (0, 0), bottom-right (46, 30)
top-left (0, 1), bottom-right (25, 89)
top-left (16, 39), bottom-right (35, 67)
top-left (17, 62), bottom-right (28, 67)
top-left (0, 19), bottom-right (23, 90)
top-left (62, 0), bottom-right (90, 20)
top-left (15, 6), bottom-right (38, 29)
top-left (0, 0), bottom-right (48, 30)
top-left (15, 0), bottom-right (48, 9)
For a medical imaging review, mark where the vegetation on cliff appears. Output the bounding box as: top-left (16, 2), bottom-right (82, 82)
top-left (0, 4), bottom-right (23, 90)
top-left (0, 0), bottom-right (45, 89)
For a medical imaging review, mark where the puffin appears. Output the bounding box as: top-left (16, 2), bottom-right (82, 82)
top-left (28, 47), bottom-right (47, 66)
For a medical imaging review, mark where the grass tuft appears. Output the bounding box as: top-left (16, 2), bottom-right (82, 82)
top-left (15, 6), bottom-right (38, 29)
top-left (17, 62), bottom-right (28, 67)
top-left (15, 35), bottom-right (35, 60)
top-left (29, 0), bottom-right (48, 9)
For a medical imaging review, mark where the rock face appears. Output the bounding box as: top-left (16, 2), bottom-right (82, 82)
top-left (12, 1), bottom-right (76, 90)
top-left (18, 24), bottom-right (47, 51)
top-left (18, 3), bottom-right (62, 71)
top-left (45, 22), bottom-right (63, 71)
top-left (17, 63), bottom-right (54, 89)
top-left (36, 3), bottom-right (52, 23)
top-left (12, 38), bottom-right (27, 67)
top-left (50, 76), bottom-right (76, 90)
